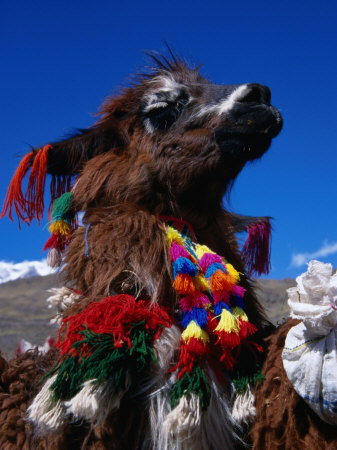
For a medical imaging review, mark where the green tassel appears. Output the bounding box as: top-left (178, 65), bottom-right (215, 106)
top-left (232, 369), bottom-right (265, 393)
top-left (171, 365), bottom-right (211, 410)
top-left (52, 192), bottom-right (74, 223)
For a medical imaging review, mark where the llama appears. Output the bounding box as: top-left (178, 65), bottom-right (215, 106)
top-left (0, 53), bottom-right (293, 449)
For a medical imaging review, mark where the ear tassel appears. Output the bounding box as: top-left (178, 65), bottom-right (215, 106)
top-left (242, 220), bottom-right (271, 276)
top-left (1, 144), bottom-right (73, 225)
top-left (25, 145), bottom-right (50, 222)
top-left (43, 192), bottom-right (77, 267)
top-left (0, 151), bottom-right (35, 223)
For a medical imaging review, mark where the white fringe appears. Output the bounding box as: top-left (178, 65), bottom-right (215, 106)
top-left (46, 286), bottom-right (81, 324)
top-left (163, 393), bottom-right (202, 440)
top-left (148, 362), bottom-right (240, 450)
top-left (65, 376), bottom-right (131, 426)
top-left (27, 375), bottom-right (67, 431)
top-left (231, 383), bottom-right (256, 426)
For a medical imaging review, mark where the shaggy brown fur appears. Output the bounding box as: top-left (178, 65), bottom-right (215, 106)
top-left (1, 55), bottom-right (287, 448)
top-left (251, 319), bottom-right (337, 449)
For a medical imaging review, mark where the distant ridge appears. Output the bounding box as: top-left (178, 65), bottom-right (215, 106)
top-left (0, 260), bottom-right (55, 284)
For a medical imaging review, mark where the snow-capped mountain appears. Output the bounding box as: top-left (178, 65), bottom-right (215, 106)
top-left (0, 260), bottom-right (55, 284)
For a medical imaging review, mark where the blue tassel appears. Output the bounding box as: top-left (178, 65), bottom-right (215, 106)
top-left (230, 294), bottom-right (244, 310)
top-left (205, 263), bottom-right (227, 278)
top-left (173, 257), bottom-right (197, 278)
top-left (181, 307), bottom-right (208, 329)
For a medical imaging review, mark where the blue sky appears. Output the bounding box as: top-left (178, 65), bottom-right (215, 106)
top-left (1, 0), bottom-right (336, 279)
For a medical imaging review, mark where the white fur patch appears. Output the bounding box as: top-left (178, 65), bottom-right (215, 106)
top-left (195, 84), bottom-right (249, 118)
top-left (143, 75), bottom-right (185, 134)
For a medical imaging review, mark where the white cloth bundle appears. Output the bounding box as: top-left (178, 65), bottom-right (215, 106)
top-left (282, 260), bottom-right (337, 424)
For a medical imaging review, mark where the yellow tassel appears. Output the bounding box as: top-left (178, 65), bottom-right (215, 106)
top-left (49, 220), bottom-right (71, 236)
top-left (225, 263), bottom-right (240, 283)
top-left (215, 309), bottom-right (240, 334)
top-left (193, 274), bottom-right (209, 292)
top-left (195, 244), bottom-right (214, 260)
top-left (166, 226), bottom-right (185, 246)
top-left (232, 306), bottom-right (249, 322)
top-left (182, 321), bottom-right (210, 344)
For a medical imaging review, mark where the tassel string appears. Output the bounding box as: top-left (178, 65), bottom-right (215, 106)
top-left (1, 145), bottom-right (73, 225)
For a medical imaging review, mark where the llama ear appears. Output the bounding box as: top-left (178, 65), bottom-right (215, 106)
top-left (46, 126), bottom-right (127, 176)
top-left (230, 213), bottom-right (272, 276)
top-left (1, 125), bottom-right (127, 225)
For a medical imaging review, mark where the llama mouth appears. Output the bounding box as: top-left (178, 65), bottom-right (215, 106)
top-left (215, 106), bottom-right (282, 152)
top-left (215, 128), bottom-right (279, 162)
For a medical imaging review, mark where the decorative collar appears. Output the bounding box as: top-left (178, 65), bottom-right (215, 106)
top-left (158, 215), bottom-right (197, 242)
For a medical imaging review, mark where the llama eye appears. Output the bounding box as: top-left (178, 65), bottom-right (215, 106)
top-left (143, 92), bottom-right (189, 132)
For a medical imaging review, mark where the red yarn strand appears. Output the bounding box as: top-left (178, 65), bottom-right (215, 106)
top-left (0, 151), bottom-right (35, 224)
top-left (242, 220), bottom-right (272, 276)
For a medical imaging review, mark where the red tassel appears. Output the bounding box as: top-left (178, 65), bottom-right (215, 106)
top-left (215, 330), bottom-right (241, 349)
top-left (242, 220), bottom-right (271, 276)
top-left (172, 338), bottom-right (210, 378)
top-left (1, 145), bottom-right (74, 225)
top-left (50, 174), bottom-right (73, 210)
top-left (0, 151), bottom-right (35, 224)
top-left (43, 233), bottom-right (72, 252)
top-left (219, 347), bottom-right (235, 371)
top-left (25, 145), bottom-right (50, 223)
top-left (1, 145), bottom-right (51, 225)
top-left (238, 319), bottom-right (258, 340)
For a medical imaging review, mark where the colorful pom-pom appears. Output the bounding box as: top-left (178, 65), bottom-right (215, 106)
top-left (173, 273), bottom-right (196, 294)
top-left (173, 257), bottom-right (197, 278)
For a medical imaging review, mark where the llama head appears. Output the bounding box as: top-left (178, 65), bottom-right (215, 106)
top-left (2, 54), bottom-right (282, 223)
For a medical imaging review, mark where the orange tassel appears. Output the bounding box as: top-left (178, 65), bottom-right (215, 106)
top-left (0, 151), bottom-right (34, 223)
top-left (26, 145), bottom-right (50, 223)
top-left (173, 274), bottom-right (196, 294)
top-left (1, 145), bottom-right (51, 225)
top-left (209, 271), bottom-right (235, 294)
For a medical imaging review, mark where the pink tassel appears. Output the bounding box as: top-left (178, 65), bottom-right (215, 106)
top-left (242, 220), bottom-right (271, 276)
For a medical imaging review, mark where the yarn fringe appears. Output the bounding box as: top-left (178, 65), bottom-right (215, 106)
top-left (242, 219), bottom-right (271, 276)
top-left (27, 374), bottom-right (67, 432)
top-left (46, 286), bottom-right (82, 325)
top-left (64, 376), bottom-right (131, 425)
top-left (1, 145), bottom-right (73, 225)
top-left (163, 393), bottom-right (201, 441)
top-left (231, 383), bottom-right (256, 426)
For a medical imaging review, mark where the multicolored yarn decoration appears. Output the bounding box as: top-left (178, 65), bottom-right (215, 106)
top-left (164, 223), bottom-right (260, 416)
top-left (43, 192), bottom-right (77, 267)
top-left (28, 294), bottom-right (172, 429)
top-left (0, 145), bottom-right (72, 226)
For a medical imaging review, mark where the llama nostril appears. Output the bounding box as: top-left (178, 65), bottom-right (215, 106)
top-left (238, 84), bottom-right (271, 106)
